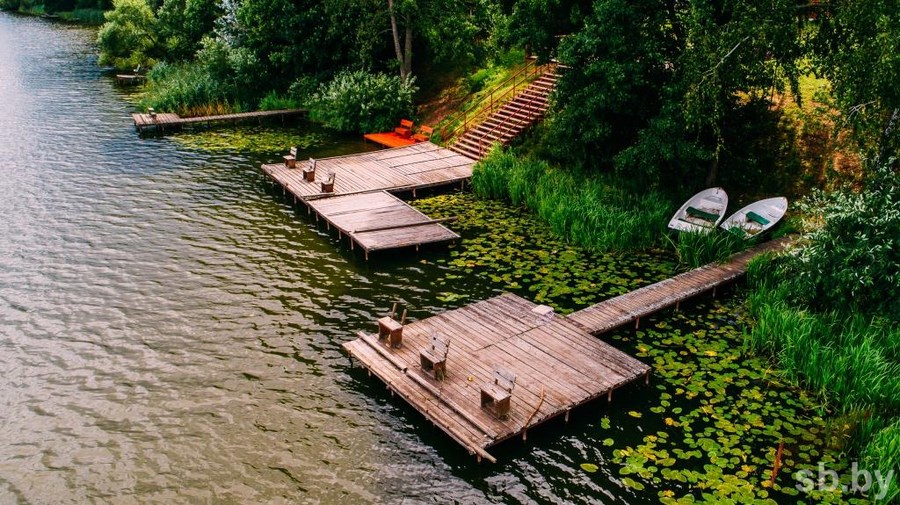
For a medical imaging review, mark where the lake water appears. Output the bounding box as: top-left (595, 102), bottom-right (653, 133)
top-left (0, 12), bottom-right (845, 505)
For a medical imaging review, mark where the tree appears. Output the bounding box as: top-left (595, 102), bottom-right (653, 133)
top-left (156, 0), bottom-right (222, 61)
top-left (506, 0), bottom-right (590, 61)
top-left (549, 0), bottom-right (803, 189)
top-left (97, 0), bottom-right (159, 70)
top-left (813, 0), bottom-right (900, 164)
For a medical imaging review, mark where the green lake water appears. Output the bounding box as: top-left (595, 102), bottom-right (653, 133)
top-left (0, 12), bottom-right (862, 504)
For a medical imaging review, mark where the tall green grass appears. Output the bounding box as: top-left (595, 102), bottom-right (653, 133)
top-left (139, 62), bottom-right (242, 116)
top-left (667, 229), bottom-right (750, 269)
top-left (472, 147), bottom-right (670, 251)
top-left (745, 254), bottom-right (900, 503)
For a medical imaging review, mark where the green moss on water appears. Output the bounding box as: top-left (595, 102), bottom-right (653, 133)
top-left (412, 192), bottom-right (677, 314)
top-left (170, 127), bottom-right (329, 154)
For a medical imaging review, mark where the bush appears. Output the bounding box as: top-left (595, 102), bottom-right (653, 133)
top-left (472, 147), bottom-right (670, 251)
top-left (778, 159), bottom-right (899, 319)
top-left (308, 70), bottom-right (416, 134)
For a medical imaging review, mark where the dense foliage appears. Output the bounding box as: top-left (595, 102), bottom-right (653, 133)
top-left (308, 70), bottom-right (416, 133)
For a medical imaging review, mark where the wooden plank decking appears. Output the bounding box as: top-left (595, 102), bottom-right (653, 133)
top-left (567, 237), bottom-right (792, 334)
top-left (132, 108), bottom-right (307, 132)
top-left (306, 191), bottom-right (459, 256)
top-left (262, 142), bottom-right (475, 200)
top-left (343, 293), bottom-right (651, 462)
top-left (261, 142), bottom-right (476, 256)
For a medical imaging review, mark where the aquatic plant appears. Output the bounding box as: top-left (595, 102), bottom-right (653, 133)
top-left (471, 148), bottom-right (671, 252)
top-left (667, 229), bottom-right (753, 270)
top-left (169, 126), bottom-right (327, 154)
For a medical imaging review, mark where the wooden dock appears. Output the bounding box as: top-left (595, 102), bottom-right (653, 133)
top-left (132, 108), bottom-right (307, 133)
top-left (261, 142), bottom-right (474, 200)
top-left (261, 142), bottom-right (476, 256)
top-left (343, 293), bottom-right (652, 463)
top-left (363, 132), bottom-right (417, 148)
top-left (345, 238), bottom-right (791, 461)
top-left (306, 191), bottom-right (459, 257)
top-left (567, 237), bottom-right (792, 334)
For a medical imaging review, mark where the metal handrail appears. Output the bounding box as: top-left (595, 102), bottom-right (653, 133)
top-left (438, 58), bottom-right (545, 145)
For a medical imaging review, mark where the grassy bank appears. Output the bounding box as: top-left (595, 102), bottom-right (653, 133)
top-left (742, 161), bottom-right (899, 503)
top-left (471, 148), bottom-right (671, 252)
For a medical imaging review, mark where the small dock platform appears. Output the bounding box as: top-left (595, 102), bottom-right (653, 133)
top-left (307, 191), bottom-right (459, 257)
top-left (343, 294), bottom-right (651, 462)
top-left (567, 237), bottom-right (791, 334)
top-left (262, 142), bottom-right (475, 200)
top-left (115, 74), bottom-right (146, 85)
top-left (132, 108), bottom-right (307, 133)
top-left (363, 132), bottom-right (417, 148)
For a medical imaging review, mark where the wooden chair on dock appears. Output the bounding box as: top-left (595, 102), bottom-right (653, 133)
top-left (419, 332), bottom-right (450, 380)
top-left (320, 171), bottom-right (335, 193)
top-left (377, 303), bottom-right (406, 348)
top-left (394, 119), bottom-right (414, 138)
top-left (481, 369), bottom-right (516, 419)
top-left (283, 147), bottom-right (298, 168)
top-left (303, 158), bottom-right (316, 182)
top-left (411, 125), bottom-right (433, 143)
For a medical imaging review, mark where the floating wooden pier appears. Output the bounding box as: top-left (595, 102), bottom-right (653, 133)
top-left (566, 237), bottom-right (791, 334)
top-left (261, 142), bottom-right (476, 256)
top-left (132, 108), bottom-right (307, 133)
top-left (306, 191), bottom-right (459, 256)
top-left (343, 294), bottom-right (651, 462)
top-left (345, 238), bottom-right (791, 461)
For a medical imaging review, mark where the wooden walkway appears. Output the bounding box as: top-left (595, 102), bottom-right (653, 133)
top-left (306, 191), bottom-right (459, 258)
top-left (343, 294), bottom-right (651, 463)
top-left (261, 142), bottom-right (475, 256)
top-left (132, 108), bottom-right (307, 133)
top-left (567, 237), bottom-right (792, 334)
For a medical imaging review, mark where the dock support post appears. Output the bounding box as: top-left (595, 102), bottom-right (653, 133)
top-left (635, 317), bottom-right (640, 329)
top-left (675, 301), bottom-right (680, 312)
top-left (564, 409), bottom-right (570, 424)
top-left (645, 372), bottom-right (651, 385)
top-left (607, 389), bottom-right (613, 402)
top-left (712, 286), bottom-right (717, 298)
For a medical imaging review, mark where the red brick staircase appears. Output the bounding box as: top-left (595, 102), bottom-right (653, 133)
top-left (447, 69), bottom-right (559, 160)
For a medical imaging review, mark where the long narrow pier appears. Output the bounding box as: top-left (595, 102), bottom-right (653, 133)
top-left (262, 142), bottom-right (476, 257)
top-left (345, 238), bottom-right (791, 461)
top-left (132, 108), bottom-right (307, 133)
top-left (566, 237), bottom-right (791, 334)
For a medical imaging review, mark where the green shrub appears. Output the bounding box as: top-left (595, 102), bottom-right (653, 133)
top-left (472, 147), bottom-right (670, 251)
top-left (308, 70), bottom-right (416, 134)
top-left (779, 159), bottom-right (899, 319)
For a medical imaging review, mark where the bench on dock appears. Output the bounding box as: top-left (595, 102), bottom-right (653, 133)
top-left (419, 333), bottom-right (450, 380)
top-left (283, 147), bottom-right (298, 168)
top-left (320, 171), bottom-right (335, 193)
top-left (746, 211), bottom-right (770, 226)
top-left (377, 303), bottom-right (406, 348)
top-left (394, 119), bottom-right (414, 138)
top-left (481, 369), bottom-right (516, 419)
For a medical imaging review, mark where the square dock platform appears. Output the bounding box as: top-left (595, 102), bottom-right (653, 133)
top-left (343, 293), bottom-right (651, 462)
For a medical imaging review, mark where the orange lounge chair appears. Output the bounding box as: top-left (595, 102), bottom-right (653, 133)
top-left (394, 119), bottom-right (413, 138)
top-left (411, 125), bottom-right (433, 143)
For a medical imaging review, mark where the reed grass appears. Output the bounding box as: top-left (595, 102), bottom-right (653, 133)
top-left (472, 148), bottom-right (670, 251)
top-left (746, 253), bottom-right (900, 503)
top-left (667, 228), bottom-right (750, 269)
top-left (140, 62), bottom-right (242, 117)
